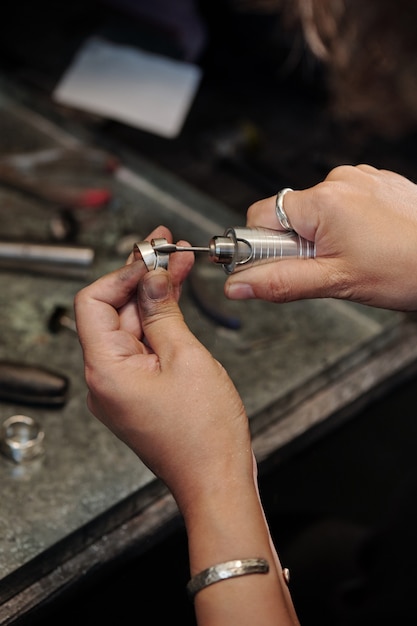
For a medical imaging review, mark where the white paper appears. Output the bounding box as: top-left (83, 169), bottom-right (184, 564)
top-left (53, 37), bottom-right (202, 138)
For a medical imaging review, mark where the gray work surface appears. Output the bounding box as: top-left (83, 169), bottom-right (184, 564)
top-left (0, 86), bottom-right (415, 621)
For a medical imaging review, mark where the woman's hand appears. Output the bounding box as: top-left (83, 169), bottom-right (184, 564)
top-left (74, 225), bottom-right (300, 625)
top-left (74, 226), bottom-right (251, 514)
top-left (225, 165), bottom-right (417, 311)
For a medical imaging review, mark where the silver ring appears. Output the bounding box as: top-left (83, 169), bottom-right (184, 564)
top-left (133, 240), bottom-right (169, 271)
top-left (275, 188), bottom-right (294, 230)
top-left (0, 415), bottom-right (44, 463)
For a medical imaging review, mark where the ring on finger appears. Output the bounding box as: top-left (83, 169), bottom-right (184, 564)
top-left (275, 188), bottom-right (294, 230)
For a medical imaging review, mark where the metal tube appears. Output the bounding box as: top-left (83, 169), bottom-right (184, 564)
top-left (209, 227), bottom-right (315, 274)
top-left (0, 241), bottom-right (94, 266)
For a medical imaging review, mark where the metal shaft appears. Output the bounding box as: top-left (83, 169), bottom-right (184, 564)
top-left (0, 241), bottom-right (94, 266)
top-left (151, 242), bottom-right (210, 254)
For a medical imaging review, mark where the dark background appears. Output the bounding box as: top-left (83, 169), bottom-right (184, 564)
top-left (2, 2), bottom-right (417, 624)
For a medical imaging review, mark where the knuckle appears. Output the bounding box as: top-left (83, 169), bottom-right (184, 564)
top-left (325, 164), bottom-right (355, 180)
top-left (308, 180), bottom-right (338, 212)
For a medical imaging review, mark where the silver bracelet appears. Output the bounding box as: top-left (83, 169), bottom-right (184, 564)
top-left (186, 558), bottom-right (269, 601)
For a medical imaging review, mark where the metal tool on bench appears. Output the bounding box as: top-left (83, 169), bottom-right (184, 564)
top-left (133, 227), bottom-right (315, 275)
top-left (0, 361), bottom-right (69, 407)
top-left (0, 147), bottom-right (116, 209)
top-left (0, 240), bottom-right (94, 278)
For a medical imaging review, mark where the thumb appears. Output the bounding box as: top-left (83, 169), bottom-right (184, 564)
top-left (225, 257), bottom-right (337, 303)
top-left (138, 269), bottom-right (190, 353)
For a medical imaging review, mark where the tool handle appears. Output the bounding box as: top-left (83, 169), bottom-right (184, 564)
top-left (0, 361), bottom-right (69, 407)
top-left (210, 227), bottom-right (316, 274)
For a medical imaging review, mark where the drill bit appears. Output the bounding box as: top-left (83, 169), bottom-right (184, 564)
top-left (151, 242), bottom-right (210, 254)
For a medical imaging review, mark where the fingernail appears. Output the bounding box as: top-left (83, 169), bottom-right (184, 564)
top-left (226, 283), bottom-right (255, 299)
top-left (143, 271), bottom-right (170, 301)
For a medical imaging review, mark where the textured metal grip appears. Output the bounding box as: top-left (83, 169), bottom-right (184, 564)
top-left (218, 227), bottom-right (315, 274)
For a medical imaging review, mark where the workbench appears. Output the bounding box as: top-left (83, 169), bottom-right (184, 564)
top-left (2, 83), bottom-right (417, 624)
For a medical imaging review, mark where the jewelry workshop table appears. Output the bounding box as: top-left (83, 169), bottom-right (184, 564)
top-left (1, 85), bottom-right (417, 624)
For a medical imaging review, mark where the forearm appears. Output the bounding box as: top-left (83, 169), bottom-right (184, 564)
top-left (182, 473), bottom-right (300, 626)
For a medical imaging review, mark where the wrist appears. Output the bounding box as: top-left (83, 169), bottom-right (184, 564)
top-left (183, 475), bottom-right (273, 573)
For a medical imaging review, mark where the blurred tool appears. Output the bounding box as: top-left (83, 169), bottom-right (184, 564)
top-left (0, 240), bottom-right (94, 278)
top-left (0, 414), bottom-right (44, 463)
top-left (0, 146), bottom-right (117, 209)
top-left (134, 226), bottom-right (315, 275)
top-left (0, 161), bottom-right (111, 208)
top-left (2, 146), bottom-right (119, 173)
top-left (48, 306), bottom-right (77, 335)
top-left (49, 208), bottom-right (80, 242)
top-left (0, 361), bottom-right (69, 406)
top-left (199, 121), bottom-right (289, 195)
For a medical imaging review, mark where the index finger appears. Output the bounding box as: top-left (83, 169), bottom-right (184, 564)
top-left (74, 260), bottom-right (147, 343)
top-left (246, 189), bottom-right (320, 244)
top-left (246, 195), bottom-right (278, 229)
